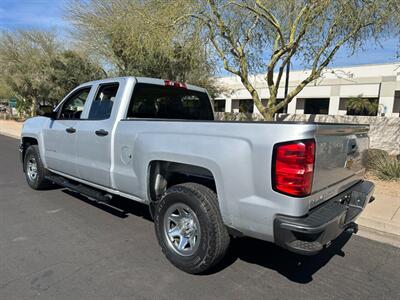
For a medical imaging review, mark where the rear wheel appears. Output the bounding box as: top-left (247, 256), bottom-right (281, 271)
top-left (24, 145), bottom-right (51, 190)
top-left (154, 182), bottom-right (230, 274)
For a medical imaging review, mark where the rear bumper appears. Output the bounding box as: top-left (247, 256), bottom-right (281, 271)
top-left (274, 180), bottom-right (374, 255)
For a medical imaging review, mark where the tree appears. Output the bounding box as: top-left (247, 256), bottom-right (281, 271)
top-left (47, 50), bottom-right (106, 105)
top-left (0, 30), bottom-right (59, 116)
top-left (174, 0), bottom-right (395, 120)
top-left (0, 78), bottom-right (13, 101)
top-left (0, 30), bottom-right (106, 116)
top-left (67, 0), bottom-right (221, 96)
top-left (346, 97), bottom-right (378, 116)
top-left (394, 0), bottom-right (400, 58)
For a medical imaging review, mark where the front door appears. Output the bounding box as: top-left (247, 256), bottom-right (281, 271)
top-left (75, 82), bottom-right (121, 187)
top-left (43, 86), bottom-right (92, 177)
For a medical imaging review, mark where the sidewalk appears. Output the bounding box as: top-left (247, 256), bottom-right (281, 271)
top-left (357, 178), bottom-right (400, 246)
top-left (0, 119), bottom-right (22, 139)
top-left (0, 119), bottom-right (399, 246)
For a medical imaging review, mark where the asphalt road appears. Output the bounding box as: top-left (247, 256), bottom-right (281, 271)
top-left (0, 134), bottom-right (399, 300)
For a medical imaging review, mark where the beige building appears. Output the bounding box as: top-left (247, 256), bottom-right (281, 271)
top-left (214, 62), bottom-right (400, 117)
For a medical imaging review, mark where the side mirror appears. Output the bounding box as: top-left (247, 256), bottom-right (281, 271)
top-left (37, 105), bottom-right (56, 119)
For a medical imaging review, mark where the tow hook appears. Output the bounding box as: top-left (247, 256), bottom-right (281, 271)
top-left (346, 222), bottom-right (358, 234)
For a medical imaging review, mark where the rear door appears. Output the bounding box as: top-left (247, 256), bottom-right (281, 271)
top-left (43, 86), bottom-right (92, 177)
top-left (74, 80), bottom-right (123, 187)
top-left (312, 124), bottom-right (369, 196)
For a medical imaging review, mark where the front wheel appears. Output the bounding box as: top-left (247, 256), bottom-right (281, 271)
top-left (154, 183), bottom-right (230, 274)
top-left (24, 145), bottom-right (51, 190)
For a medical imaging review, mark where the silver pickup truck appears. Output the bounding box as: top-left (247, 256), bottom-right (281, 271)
top-left (20, 76), bottom-right (374, 274)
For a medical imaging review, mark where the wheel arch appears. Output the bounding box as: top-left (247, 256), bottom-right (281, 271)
top-left (21, 136), bottom-right (39, 166)
top-left (147, 160), bottom-right (216, 200)
top-left (147, 160), bottom-right (219, 217)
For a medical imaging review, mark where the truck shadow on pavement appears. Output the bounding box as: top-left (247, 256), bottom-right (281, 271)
top-left (62, 188), bottom-right (352, 283)
top-left (209, 233), bottom-right (351, 283)
top-left (62, 190), bottom-right (153, 221)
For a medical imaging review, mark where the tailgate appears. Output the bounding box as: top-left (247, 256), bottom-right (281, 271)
top-left (312, 124), bottom-right (369, 197)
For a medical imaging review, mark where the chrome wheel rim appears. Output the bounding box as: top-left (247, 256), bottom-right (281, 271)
top-left (27, 156), bottom-right (38, 182)
top-left (163, 203), bottom-right (201, 256)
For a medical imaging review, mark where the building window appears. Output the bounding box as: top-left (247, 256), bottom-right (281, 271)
top-left (239, 99), bottom-right (254, 113)
top-left (338, 98), bottom-right (348, 111)
top-left (340, 98), bottom-right (378, 116)
top-left (232, 99), bottom-right (254, 113)
top-left (393, 91), bottom-right (400, 116)
top-left (296, 98), bottom-right (305, 111)
top-left (214, 99), bottom-right (226, 112)
top-left (304, 98), bottom-right (329, 114)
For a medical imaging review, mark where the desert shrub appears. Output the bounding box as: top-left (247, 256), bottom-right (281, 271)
top-left (367, 149), bottom-right (389, 170)
top-left (371, 155), bottom-right (400, 181)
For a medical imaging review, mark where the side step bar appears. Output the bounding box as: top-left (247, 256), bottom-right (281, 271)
top-left (46, 173), bottom-right (112, 204)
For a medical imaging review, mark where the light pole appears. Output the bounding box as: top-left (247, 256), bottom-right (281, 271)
top-left (283, 59), bottom-right (290, 114)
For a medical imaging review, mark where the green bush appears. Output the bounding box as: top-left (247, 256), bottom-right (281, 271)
top-left (371, 155), bottom-right (400, 181)
top-left (367, 149), bottom-right (389, 170)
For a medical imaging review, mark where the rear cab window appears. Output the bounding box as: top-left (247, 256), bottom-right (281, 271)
top-left (126, 83), bottom-right (214, 120)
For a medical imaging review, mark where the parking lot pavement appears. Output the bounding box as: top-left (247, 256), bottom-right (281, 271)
top-left (1, 134), bottom-right (400, 300)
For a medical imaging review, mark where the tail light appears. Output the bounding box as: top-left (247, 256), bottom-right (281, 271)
top-left (272, 139), bottom-right (315, 197)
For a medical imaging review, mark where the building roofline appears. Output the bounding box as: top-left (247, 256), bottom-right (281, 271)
top-left (215, 61), bottom-right (400, 79)
top-left (323, 61), bottom-right (400, 69)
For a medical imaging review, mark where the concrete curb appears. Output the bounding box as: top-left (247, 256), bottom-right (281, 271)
top-left (358, 226), bottom-right (400, 248)
top-left (358, 215), bottom-right (400, 237)
top-left (0, 131), bottom-right (19, 140)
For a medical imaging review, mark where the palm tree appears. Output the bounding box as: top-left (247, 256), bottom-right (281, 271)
top-left (346, 96), bottom-right (378, 116)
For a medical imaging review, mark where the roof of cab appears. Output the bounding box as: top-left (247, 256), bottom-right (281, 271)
top-left (79, 76), bottom-right (208, 94)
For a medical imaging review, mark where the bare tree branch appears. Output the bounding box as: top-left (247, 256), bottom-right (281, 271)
top-left (179, 0), bottom-right (391, 120)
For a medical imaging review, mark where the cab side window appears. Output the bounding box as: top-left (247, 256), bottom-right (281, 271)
top-left (88, 83), bottom-right (119, 120)
top-left (59, 87), bottom-right (91, 120)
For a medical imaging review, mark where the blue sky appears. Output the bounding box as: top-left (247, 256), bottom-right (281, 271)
top-left (0, 0), bottom-right (68, 31)
top-left (0, 0), bottom-right (398, 71)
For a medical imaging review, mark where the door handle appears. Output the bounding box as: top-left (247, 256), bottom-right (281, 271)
top-left (66, 127), bottom-right (76, 133)
top-left (95, 129), bottom-right (109, 136)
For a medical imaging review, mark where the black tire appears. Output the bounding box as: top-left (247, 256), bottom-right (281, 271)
top-left (24, 145), bottom-right (51, 190)
top-left (154, 182), bottom-right (230, 274)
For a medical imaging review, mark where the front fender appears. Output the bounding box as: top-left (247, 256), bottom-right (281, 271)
top-left (21, 117), bottom-right (50, 167)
